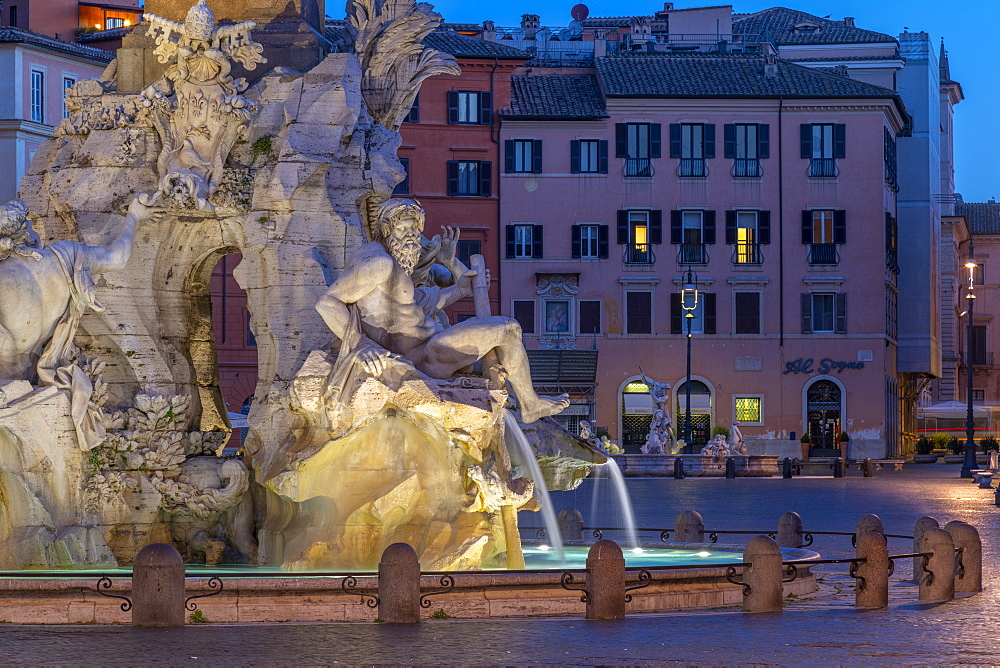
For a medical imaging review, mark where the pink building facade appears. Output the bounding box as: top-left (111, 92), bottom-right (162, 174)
top-left (0, 27), bottom-right (111, 202)
top-left (500, 54), bottom-right (907, 456)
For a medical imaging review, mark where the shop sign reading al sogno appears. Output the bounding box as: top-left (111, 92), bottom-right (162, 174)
top-left (783, 357), bottom-right (866, 375)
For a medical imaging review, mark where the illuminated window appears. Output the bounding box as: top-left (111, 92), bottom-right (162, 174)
top-left (735, 396), bottom-right (762, 424)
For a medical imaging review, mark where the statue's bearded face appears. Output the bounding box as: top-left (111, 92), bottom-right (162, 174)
top-left (386, 215), bottom-right (422, 275)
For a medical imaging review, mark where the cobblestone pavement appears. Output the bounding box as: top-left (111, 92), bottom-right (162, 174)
top-left (4, 465), bottom-right (1000, 666)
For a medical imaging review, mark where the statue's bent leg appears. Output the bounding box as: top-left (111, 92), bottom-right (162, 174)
top-left (412, 316), bottom-right (569, 423)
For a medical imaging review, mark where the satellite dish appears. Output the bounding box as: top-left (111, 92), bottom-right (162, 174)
top-left (571, 3), bottom-right (589, 22)
top-left (568, 19), bottom-right (583, 36)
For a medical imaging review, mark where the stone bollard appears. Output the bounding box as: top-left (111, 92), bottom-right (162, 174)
top-left (978, 473), bottom-right (994, 489)
top-left (674, 510), bottom-right (705, 543)
top-left (994, 487), bottom-right (1000, 507)
top-left (776, 512), bottom-right (803, 548)
top-left (378, 543), bottom-right (421, 623)
top-left (832, 458), bottom-right (845, 478)
top-left (855, 514), bottom-right (884, 544)
top-left (725, 457), bottom-right (736, 478)
top-left (558, 508), bottom-right (585, 541)
top-left (862, 458), bottom-right (875, 477)
top-left (912, 516), bottom-right (939, 582)
top-left (132, 543), bottom-right (186, 627)
top-left (673, 457), bottom-right (685, 479)
top-left (854, 531), bottom-right (889, 609)
top-left (944, 521), bottom-right (983, 593)
top-left (918, 527), bottom-right (955, 601)
top-left (585, 540), bottom-right (626, 620)
top-left (782, 457), bottom-right (792, 479)
top-left (742, 535), bottom-right (783, 613)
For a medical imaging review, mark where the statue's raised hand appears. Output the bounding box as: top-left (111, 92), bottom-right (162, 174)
top-left (127, 195), bottom-right (159, 222)
top-left (437, 226), bottom-right (460, 262)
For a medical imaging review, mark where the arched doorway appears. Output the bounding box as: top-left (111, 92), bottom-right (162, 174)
top-left (675, 379), bottom-right (713, 450)
top-left (620, 378), bottom-right (653, 453)
top-left (806, 379), bottom-right (843, 449)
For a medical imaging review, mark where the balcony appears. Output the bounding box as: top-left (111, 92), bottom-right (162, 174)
top-left (965, 350), bottom-right (995, 367)
top-left (807, 243), bottom-right (839, 265)
top-left (678, 158), bottom-right (707, 177)
top-left (731, 158), bottom-right (762, 178)
top-left (623, 158), bottom-right (653, 177)
top-left (677, 243), bottom-right (708, 265)
top-left (808, 158), bottom-right (839, 178)
top-left (623, 243), bottom-right (655, 265)
top-left (732, 243), bottom-right (763, 265)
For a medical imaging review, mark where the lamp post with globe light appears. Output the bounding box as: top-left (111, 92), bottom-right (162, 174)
top-left (681, 270), bottom-right (699, 451)
top-left (961, 241), bottom-right (978, 478)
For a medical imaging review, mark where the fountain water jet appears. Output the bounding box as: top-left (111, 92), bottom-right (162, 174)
top-left (603, 459), bottom-right (640, 550)
top-left (505, 411), bottom-right (565, 563)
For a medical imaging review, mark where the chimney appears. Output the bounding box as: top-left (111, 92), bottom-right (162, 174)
top-left (843, 17), bottom-right (854, 27)
top-left (521, 13), bottom-right (541, 41)
top-left (481, 20), bottom-right (496, 42)
top-left (663, 2), bottom-right (674, 9)
top-left (763, 53), bottom-right (779, 78)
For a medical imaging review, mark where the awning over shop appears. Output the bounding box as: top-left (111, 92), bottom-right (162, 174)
top-left (526, 349), bottom-right (598, 396)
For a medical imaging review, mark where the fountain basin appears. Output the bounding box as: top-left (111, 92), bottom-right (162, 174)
top-left (0, 543), bottom-right (818, 622)
top-left (611, 454), bottom-right (780, 477)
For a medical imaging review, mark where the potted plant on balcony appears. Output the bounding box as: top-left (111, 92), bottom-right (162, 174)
top-left (943, 437), bottom-right (965, 464)
top-left (913, 437), bottom-right (938, 463)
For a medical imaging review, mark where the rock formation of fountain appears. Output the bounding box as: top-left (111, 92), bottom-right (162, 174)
top-left (0, 0), bottom-right (604, 571)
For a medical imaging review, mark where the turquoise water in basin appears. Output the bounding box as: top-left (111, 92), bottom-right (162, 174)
top-left (521, 545), bottom-right (743, 570)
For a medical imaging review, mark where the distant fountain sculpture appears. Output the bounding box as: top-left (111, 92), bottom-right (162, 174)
top-left (701, 434), bottom-right (731, 458)
top-left (730, 421), bottom-right (747, 455)
top-left (2, 0), bottom-right (600, 572)
top-left (640, 375), bottom-right (674, 455)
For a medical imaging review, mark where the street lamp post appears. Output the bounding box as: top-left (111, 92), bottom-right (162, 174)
top-left (961, 242), bottom-right (978, 478)
top-left (681, 270), bottom-right (699, 453)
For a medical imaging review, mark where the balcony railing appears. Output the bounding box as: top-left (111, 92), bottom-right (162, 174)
top-left (965, 350), bottom-right (995, 366)
top-left (808, 158), bottom-right (839, 178)
top-left (678, 158), bottom-right (707, 177)
top-left (731, 158), bottom-right (762, 178)
top-left (886, 250), bottom-right (900, 275)
top-left (808, 243), bottom-right (839, 265)
top-left (732, 243), bottom-right (763, 265)
top-left (677, 243), bottom-right (708, 264)
top-left (623, 243), bottom-right (655, 264)
top-left (623, 158), bottom-right (653, 177)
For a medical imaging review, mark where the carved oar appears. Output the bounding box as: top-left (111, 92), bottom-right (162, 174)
top-left (469, 253), bottom-right (525, 570)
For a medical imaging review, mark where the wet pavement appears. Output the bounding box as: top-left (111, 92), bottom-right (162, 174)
top-left (4, 465), bottom-right (1000, 666)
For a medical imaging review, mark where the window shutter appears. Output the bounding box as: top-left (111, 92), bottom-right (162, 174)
top-left (447, 91), bottom-right (458, 124)
top-left (505, 140), bottom-right (515, 173)
top-left (505, 225), bottom-right (516, 259)
top-left (598, 224), bottom-right (609, 258)
top-left (617, 210), bottom-right (629, 244)
top-left (703, 124), bottom-right (716, 158)
top-left (801, 210), bottom-right (812, 244)
top-left (834, 210), bottom-right (847, 244)
top-left (615, 124), bottom-right (627, 157)
top-left (598, 140), bottom-right (609, 173)
top-left (649, 123), bottom-right (662, 158)
top-left (833, 124), bottom-right (846, 158)
top-left (571, 225), bottom-right (581, 259)
top-left (410, 95), bottom-right (420, 123)
top-left (669, 123), bottom-right (682, 159)
top-left (704, 293), bottom-right (716, 335)
top-left (703, 210), bottom-right (716, 245)
top-left (758, 124), bottom-right (770, 159)
top-left (532, 224), bottom-right (544, 259)
top-left (800, 124), bottom-right (812, 159)
top-left (670, 210), bottom-right (682, 244)
top-left (570, 140), bottom-right (581, 173)
top-left (447, 160), bottom-right (459, 196)
top-left (759, 211), bottom-right (771, 244)
top-left (532, 140), bottom-right (543, 173)
top-left (835, 293), bottom-right (847, 333)
top-left (649, 210), bottom-right (662, 244)
top-left (801, 293), bottom-right (812, 334)
top-left (479, 92), bottom-right (493, 125)
top-left (671, 293), bottom-right (683, 334)
top-left (723, 124), bottom-right (736, 159)
top-left (479, 161), bottom-right (492, 196)
top-left (725, 210), bottom-right (737, 244)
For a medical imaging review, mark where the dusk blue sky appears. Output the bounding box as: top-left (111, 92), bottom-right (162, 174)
top-left (429, 0), bottom-right (999, 202)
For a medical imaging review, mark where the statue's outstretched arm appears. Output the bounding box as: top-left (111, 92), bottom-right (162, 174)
top-left (87, 197), bottom-right (151, 274)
